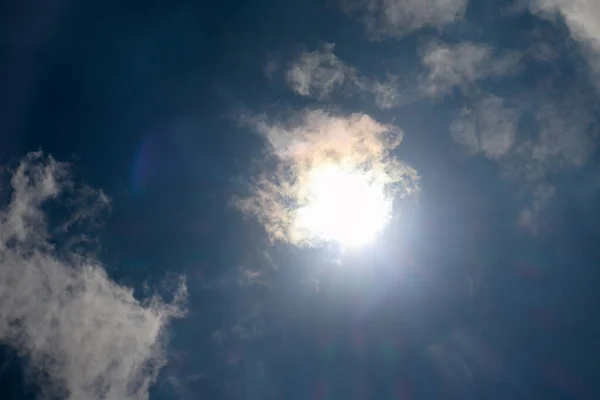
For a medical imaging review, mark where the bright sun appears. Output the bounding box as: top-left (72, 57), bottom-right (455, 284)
top-left (293, 164), bottom-right (392, 247)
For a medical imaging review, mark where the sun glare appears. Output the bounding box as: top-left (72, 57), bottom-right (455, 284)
top-left (294, 164), bottom-right (392, 247)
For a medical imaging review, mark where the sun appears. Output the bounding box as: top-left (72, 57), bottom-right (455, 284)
top-left (293, 164), bottom-right (392, 247)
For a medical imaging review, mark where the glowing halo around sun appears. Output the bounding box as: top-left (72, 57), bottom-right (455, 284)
top-left (237, 109), bottom-right (419, 248)
top-left (292, 164), bottom-right (392, 247)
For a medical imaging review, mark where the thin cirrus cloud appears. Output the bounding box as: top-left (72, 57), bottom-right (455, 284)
top-left (0, 152), bottom-right (186, 400)
top-left (339, 0), bottom-right (468, 39)
top-left (235, 109), bottom-right (419, 246)
top-left (285, 43), bottom-right (402, 108)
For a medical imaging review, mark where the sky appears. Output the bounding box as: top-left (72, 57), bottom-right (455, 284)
top-left (1, 0), bottom-right (600, 399)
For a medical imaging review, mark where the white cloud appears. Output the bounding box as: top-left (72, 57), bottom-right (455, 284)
top-left (340, 0), bottom-right (467, 39)
top-left (420, 41), bottom-right (522, 97)
top-left (0, 152), bottom-right (186, 400)
top-left (285, 44), bottom-right (402, 108)
top-left (286, 43), bottom-right (353, 99)
top-left (450, 95), bottom-right (519, 159)
top-left (530, 0), bottom-right (600, 80)
top-left (286, 40), bottom-right (521, 107)
top-left (421, 35), bottom-right (597, 233)
top-left (236, 110), bottom-right (418, 245)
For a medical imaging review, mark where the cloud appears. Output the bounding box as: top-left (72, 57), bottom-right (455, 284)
top-left (503, 90), bottom-right (597, 182)
top-left (236, 109), bottom-right (418, 245)
top-left (355, 74), bottom-right (404, 108)
top-left (285, 40), bottom-right (521, 108)
top-left (420, 41), bottom-right (522, 97)
top-left (531, 102), bottom-right (596, 168)
top-left (264, 52), bottom-right (281, 80)
top-left (340, 0), bottom-right (467, 39)
top-left (286, 43), bottom-right (354, 99)
top-left (0, 152), bottom-right (186, 400)
top-left (530, 0), bottom-right (600, 80)
top-left (450, 95), bottom-right (519, 159)
top-left (450, 81), bottom-right (598, 231)
top-left (517, 184), bottom-right (556, 234)
top-left (285, 43), bottom-right (402, 108)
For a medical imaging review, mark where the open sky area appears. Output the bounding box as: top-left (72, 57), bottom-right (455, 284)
top-left (1, 0), bottom-right (600, 399)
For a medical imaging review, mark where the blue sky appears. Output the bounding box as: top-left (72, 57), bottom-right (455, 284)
top-left (1, 0), bottom-right (600, 399)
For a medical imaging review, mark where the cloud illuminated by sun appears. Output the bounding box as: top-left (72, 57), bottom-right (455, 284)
top-left (237, 109), bottom-right (418, 248)
top-left (293, 163), bottom-right (392, 247)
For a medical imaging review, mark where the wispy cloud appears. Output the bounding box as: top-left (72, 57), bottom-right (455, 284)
top-left (285, 40), bottom-right (522, 108)
top-left (503, 86), bottom-right (598, 182)
top-left (340, 0), bottom-right (468, 39)
top-left (285, 43), bottom-right (402, 108)
top-left (517, 184), bottom-right (556, 234)
top-left (450, 95), bottom-right (519, 159)
top-left (420, 40), bottom-right (522, 97)
top-left (236, 109), bottom-right (418, 245)
top-left (356, 73), bottom-right (404, 109)
top-left (286, 43), bottom-right (354, 99)
top-left (0, 152), bottom-right (186, 400)
top-left (450, 80), bottom-right (598, 230)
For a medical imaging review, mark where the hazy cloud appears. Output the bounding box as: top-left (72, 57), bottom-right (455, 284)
top-left (236, 109), bottom-right (418, 245)
top-left (356, 74), bottom-right (404, 108)
top-left (451, 83), bottom-right (598, 231)
top-left (285, 44), bottom-right (402, 108)
top-left (340, 0), bottom-right (467, 39)
top-left (517, 184), bottom-right (556, 234)
top-left (450, 95), bottom-right (519, 159)
top-left (287, 40), bottom-right (522, 107)
top-left (0, 152), bottom-right (186, 400)
top-left (420, 41), bottom-right (521, 97)
top-left (530, 0), bottom-right (600, 80)
top-left (532, 102), bottom-right (596, 169)
top-left (264, 52), bottom-right (281, 80)
top-left (286, 43), bottom-right (354, 99)
top-left (503, 93), bottom-right (597, 183)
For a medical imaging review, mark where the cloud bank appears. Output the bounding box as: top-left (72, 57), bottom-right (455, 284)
top-left (237, 110), bottom-right (418, 245)
top-left (0, 152), bottom-right (186, 399)
top-left (340, 0), bottom-right (467, 39)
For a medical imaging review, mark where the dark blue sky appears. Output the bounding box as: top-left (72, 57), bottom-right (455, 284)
top-left (1, 0), bottom-right (600, 399)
